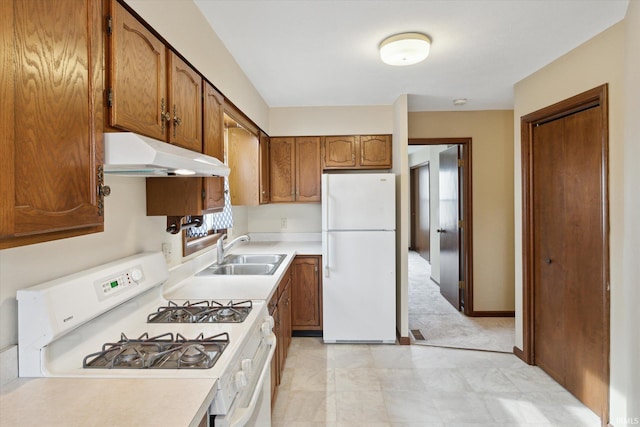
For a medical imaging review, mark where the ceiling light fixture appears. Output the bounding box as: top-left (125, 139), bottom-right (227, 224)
top-left (453, 98), bottom-right (468, 106)
top-left (379, 32), bottom-right (431, 66)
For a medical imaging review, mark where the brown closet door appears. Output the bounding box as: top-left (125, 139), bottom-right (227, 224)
top-left (532, 106), bottom-right (606, 416)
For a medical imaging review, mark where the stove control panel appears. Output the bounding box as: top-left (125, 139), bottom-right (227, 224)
top-left (94, 266), bottom-right (144, 301)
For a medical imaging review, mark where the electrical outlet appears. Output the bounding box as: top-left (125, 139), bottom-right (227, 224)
top-left (280, 218), bottom-right (288, 229)
top-left (161, 242), bottom-right (172, 263)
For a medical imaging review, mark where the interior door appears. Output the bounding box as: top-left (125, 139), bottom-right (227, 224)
top-left (439, 146), bottom-right (460, 310)
top-left (532, 106), bottom-right (607, 416)
top-left (411, 164), bottom-right (431, 261)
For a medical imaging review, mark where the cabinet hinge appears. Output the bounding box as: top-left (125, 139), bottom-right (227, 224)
top-left (458, 159), bottom-right (464, 167)
top-left (107, 88), bottom-right (113, 108)
top-left (459, 280), bottom-right (465, 290)
top-left (458, 219), bottom-right (464, 228)
top-left (106, 16), bottom-right (113, 36)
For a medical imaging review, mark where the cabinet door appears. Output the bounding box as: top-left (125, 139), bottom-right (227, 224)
top-left (279, 273), bottom-right (292, 362)
top-left (1, 0), bottom-right (104, 248)
top-left (360, 135), bottom-right (392, 168)
top-left (203, 83), bottom-right (225, 212)
top-left (109, 1), bottom-right (167, 140)
top-left (259, 132), bottom-right (270, 204)
top-left (323, 136), bottom-right (357, 169)
top-left (270, 137), bottom-right (296, 203)
top-left (291, 256), bottom-right (322, 330)
top-left (228, 128), bottom-right (260, 206)
top-left (295, 137), bottom-right (321, 202)
top-left (168, 52), bottom-right (202, 151)
top-left (203, 82), bottom-right (224, 159)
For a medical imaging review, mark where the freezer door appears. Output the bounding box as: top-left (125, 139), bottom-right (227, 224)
top-left (322, 173), bottom-right (395, 231)
top-left (322, 230), bottom-right (396, 343)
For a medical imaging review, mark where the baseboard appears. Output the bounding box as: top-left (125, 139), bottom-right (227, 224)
top-left (468, 310), bottom-right (515, 317)
top-left (396, 328), bottom-right (411, 345)
top-left (429, 276), bottom-right (440, 286)
top-left (292, 330), bottom-right (323, 338)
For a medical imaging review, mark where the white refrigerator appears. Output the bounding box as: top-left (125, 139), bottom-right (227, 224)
top-left (322, 173), bottom-right (396, 343)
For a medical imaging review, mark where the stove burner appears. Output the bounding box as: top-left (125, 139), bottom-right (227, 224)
top-left (147, 300), bottom-right (252, 323)
top-left (83, 332), bottom-right (229, 369)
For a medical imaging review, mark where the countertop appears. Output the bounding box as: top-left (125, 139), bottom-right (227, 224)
top-left (0, 377), bottom-right (215, 427)
top-left (163, 240), bottom-right (322, 301)
top-left (0, 239), bottom-right (321, 427)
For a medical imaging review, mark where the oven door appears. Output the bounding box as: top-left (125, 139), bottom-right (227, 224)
top-left (212, 334), bottom-right (275, 427)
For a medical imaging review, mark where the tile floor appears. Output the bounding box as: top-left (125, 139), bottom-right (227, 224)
top-left (271, 337), bottom-right (601, 426)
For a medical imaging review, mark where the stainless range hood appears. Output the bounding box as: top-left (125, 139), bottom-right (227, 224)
top-left (103, 132), bottom-right (229, 177)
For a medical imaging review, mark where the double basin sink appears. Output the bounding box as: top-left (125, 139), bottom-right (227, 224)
top-left (197, 254), bottom-right (286, 276)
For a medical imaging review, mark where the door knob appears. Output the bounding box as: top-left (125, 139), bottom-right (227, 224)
top-left (545, 258), bottom-right (552, 264)
top-left (436, 229), bottom-right (446, 233)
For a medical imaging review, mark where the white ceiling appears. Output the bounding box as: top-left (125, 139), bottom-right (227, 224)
top-left (194, 0), bottom-right (628, 112)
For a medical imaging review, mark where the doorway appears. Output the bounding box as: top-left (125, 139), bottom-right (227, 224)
top-left (520, 85), bottom-right (610, 423)
top-left (409, 138), bottom-right (473, 314)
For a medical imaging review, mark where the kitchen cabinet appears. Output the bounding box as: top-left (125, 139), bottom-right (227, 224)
top-left (270, 137), bottom-right (321, 203)
top-left (322, 134), bottom-right (392, 170)
top-left (146, 83), bottom-right (225, 216)
top-left (227, 120), bottom-right (269, 206)
top-left (291, 256), bottom-right (323, 331)
top-left (108, 0), bottom-right (167, 140)
top-left (259, 131), bottom-right (271, 204)
top-left (202, 83), bottom-right (225, 212)
top-left (269, 264), bottom-right (292, 405)
top-left (168, 52), bottom-right (202, 151)
top-left (1, 0), bottom-right (105, 249)
top-left (108, 1), bottom-right (203, 152)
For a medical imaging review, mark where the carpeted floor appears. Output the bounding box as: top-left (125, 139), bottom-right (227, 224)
top-left (408, 251), bottom-right (515, 353)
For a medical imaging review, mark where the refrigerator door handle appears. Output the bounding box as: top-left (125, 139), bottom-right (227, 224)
top-left (322, 231), bottom-right (329, 278)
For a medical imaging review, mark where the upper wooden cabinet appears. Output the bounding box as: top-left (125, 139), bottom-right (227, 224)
top-left (323, 136), bottom-right (357, 168)
top-left (322, 135), bottom-right (392, 170)
top-left (108, 2), bottom-right (202, 152)
top-left (202, 83), bottom-right (225, 212)
top-left (108, 1), bottom-right (167, 140)
top-left (146, 83), bottom-right (225, 216)
top-left (227, 112), bottom-right (269, 207)
top-left (168, 52), bottom-right (202, 151)
top-left (1, 0), bottom-right (105, 249)
top-left (259, 131), bottom-right (271, 204)
top-left (270, 137), bottom-right (321, 203)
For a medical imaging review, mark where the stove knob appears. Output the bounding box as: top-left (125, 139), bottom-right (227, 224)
top-left (235, 371), bottom-right (248, 390)
top-left (130, 268), bottom-right (143, 282)
top-left (261, 321), bottom-right (272, 338)
top-left (241, 358), bottom-right (252, 374)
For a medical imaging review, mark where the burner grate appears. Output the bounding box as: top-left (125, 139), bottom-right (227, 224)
top-left (83, 332), bottom-right (229, 369)
top-left (147, 300), bottom-right (252, 323)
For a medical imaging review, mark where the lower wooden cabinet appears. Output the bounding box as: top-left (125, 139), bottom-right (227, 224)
top-left (270, 265), bottom-right (292, 406)
top-left (291, 256), bottom-right (323, 331)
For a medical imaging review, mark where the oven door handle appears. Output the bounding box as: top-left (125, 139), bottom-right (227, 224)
top-left (226, 336), bottom-right (276, 427)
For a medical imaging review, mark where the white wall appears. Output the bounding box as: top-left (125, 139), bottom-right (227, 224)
top-left (392, 95), bottom-right (409, 338)
top-left (248, 204), bottom-right (321, 233)
top-left (621, 0), bottom-right (640, 422)
top-left (513, 16), bottom-right (637, 422)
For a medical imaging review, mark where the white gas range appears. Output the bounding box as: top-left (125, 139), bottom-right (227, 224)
top-left (17, 252), bottom-right (275, 427)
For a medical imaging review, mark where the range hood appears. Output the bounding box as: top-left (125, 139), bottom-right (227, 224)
top-left (103, 132), bottom-right (229, 177)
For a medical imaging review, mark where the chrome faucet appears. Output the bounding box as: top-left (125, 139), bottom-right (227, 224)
top-left (217, 234), bottom-right (250, 262)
